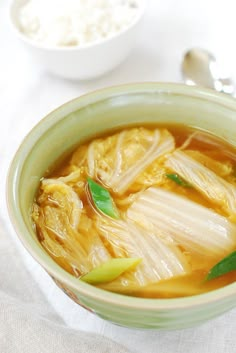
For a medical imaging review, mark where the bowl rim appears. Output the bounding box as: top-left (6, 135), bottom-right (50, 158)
top-left (6, 82), bottom-right (236, 311)
top-left (9, 0), bottom-right (147, 51)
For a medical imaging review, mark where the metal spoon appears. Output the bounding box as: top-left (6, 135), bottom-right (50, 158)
top-left (182, 48), bottom-right (235, 95)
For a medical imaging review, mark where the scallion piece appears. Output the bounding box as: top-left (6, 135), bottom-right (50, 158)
top-left (206, 251), bottom-right (236, 281)
top-left (87, 178), bottom-right (120, 219)
top-left (166, 173), bottom-right (192, 187)
top-left (80, 258), bottom-right (142, 284)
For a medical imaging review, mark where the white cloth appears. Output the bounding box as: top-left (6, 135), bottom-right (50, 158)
top-left (0, 217), bottom-right (131, 353)
top-left (1, 0), bottom-right (236, 352)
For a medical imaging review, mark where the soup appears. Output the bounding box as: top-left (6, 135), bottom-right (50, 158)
top-left (32, 124), bottom-right (236, 298)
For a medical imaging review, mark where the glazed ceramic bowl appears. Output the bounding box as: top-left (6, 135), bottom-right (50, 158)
top-left (10, 0), bottom-right (146, 80)
top-left (7, 83), bottom-right (236, 329)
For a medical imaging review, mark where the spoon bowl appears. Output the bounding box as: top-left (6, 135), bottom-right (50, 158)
top-left (182, 48), bottom-right (235, 95)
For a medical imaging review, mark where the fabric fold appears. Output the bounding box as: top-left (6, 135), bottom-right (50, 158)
top-left (0, 216), bottom-right (132, 353)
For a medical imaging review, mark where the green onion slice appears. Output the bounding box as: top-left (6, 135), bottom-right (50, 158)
top-left (87, 178), bottom-right (120, 219)
top-left (166, 173), bottom-right (192, 187)
top-left (81, 258), bottom-right (142, 284)
top-left (206, 251), bottom-right (236, 281)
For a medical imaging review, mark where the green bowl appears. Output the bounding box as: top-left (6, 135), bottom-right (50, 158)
top-left (7, 83), bottom-right (236, 329)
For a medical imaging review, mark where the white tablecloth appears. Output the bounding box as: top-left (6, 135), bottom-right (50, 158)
top-left (1, 0), bottom-right (236, 352)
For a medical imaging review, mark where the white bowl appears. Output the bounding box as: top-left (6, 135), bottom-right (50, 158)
top-left (10, 0), bottom-right (146, 80)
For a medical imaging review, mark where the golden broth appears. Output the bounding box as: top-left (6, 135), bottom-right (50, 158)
top-left (32, 124), bottom-right (236, 298)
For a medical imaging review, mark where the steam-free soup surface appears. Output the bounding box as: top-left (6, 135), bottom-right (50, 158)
top-left (32, 125), bottom-right (236, 298)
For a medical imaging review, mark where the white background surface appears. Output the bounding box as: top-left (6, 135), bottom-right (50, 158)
top-left (1, 0), bottom-right (236, 352)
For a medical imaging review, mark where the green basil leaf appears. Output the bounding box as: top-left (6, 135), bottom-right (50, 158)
top-left (166, 173), bottom-right (192, 187)
top-left (207, 251), bottom-right (236, 281)
top-left (80, 258), bottom-right (142, 284)
top-left (87, 178), bottom-right (120, 219)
